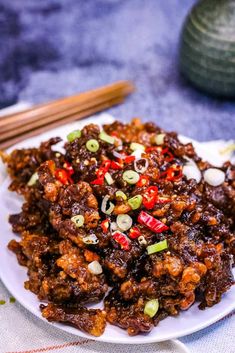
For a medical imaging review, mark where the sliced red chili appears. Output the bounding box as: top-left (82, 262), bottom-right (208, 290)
top-left (96, 160), bottom-right (111, 179)
top-left (55, 169), bottom-right (71, 185)
top-left (96, 169), bottom-right (105, 179)
top-left (91, 177), bottom-right (104, 185)
top-left (113, 231), bottom-right (131, 250)
top-left (161, 148), bottom-right (174, 163)
top-left (143, 186), bottom-right (158, 210)
top-left (137, 175), bottom-right (150, 187)
top-left (125, 155), bottom-right (135, 164)
top-left (129, 226), bottom-right (141, 239)
top-left (160, 164), bottom-right (182, 182)
top-left (167, 165), bottom-right (182, 181)
top-left (138, 211), bottom-right (169, 233)
top-left (101, 219), bottom-right (109, 233)
top-left (101, 160), bottom-right (111, 170)
top-left (111, 161), bottom-right (123, 170)
top-left (63, 162), bottom-right (74, 175)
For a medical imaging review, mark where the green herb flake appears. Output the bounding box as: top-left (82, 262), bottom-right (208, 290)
top-left (0, 300), bottom-right (6, 305)
top-left (10, 297), bottom-right (16, 303)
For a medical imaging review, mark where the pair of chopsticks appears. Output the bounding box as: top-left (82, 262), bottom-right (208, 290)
top-left (0, 80), bottom-right (135, 150)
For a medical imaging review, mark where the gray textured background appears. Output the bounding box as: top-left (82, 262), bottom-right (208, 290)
top-left (0, 0), bottom-right (234, 141)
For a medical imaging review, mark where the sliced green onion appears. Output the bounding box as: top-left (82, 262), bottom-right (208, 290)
top-left (111, 221), bottom-right (118, 232)
top-left (105, 172), bottom-right (114, 185)
top-left (144, 299), bottom-right (159, 318)
top-left (138, 235), bottom-right (147, 246)
top-left (71, 215), bottom-right (84, 227)
top-left (83, 234), bottom-right (99, 244)
top-left (130, 142), bottom-right (145, 151)
top-left (0, 300), bottom-right (6, 305)
top-left (88, 260), bottom-right (103, 275)
top-left (9, 297), bottom-right (16, 303)
top-left (116, 214), bottom-right (133, 231)
top-left (101, 195), bottom-right (115, 215)
top-left (134, 158), bottom-right (149, 174)
top-left (99, 131), bottom-right (115, 144)
top-left (147, 239), bottom-right (168, 255)
top-left (115, 190), bottom-right (127, 200)
top-left (155, 133), bottom-right (165, 145)
top-left (27, 172), bottom-right (39, 186)
top-left (86, 139), bottom-right (99, 152)
top-left (123, 170), bottom-right (140, 184)
top-left (131, 149), bottom-right (144, 158)
top-left (128, 194), bottom-right (143, 210)
top-left (67, 130), bottom-right (81, 142)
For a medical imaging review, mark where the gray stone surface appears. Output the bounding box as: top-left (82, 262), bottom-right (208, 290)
top-left (0, 0), bottom-right (234, 141)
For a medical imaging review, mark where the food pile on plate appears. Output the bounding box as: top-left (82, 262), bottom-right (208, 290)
top-left (2, 119), bottom-right (234, 336)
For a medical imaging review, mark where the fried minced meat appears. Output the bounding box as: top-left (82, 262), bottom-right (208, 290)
top-left (104, 288), bottom-right (154, 336)
top-left (2, 137), bottom-right (64, 194)
top-left (4, 118), bottom-right (234, 337)
top-left (40, 303), bottom-right (106, 337)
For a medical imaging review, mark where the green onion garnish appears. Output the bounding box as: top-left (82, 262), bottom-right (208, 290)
top-left (123, 170), bottom-right (140, 184)
top-left (115, 190), bottom-right (127, 200)
top-left (71, 215), bottom-right (84, 227)
top-left (155, 134), bottom-right (165, 145)
top-left (105, 172), bottom-right (114, 185)
top-left (138, 235), bottom-right (147, 246)
top-left (128, 195), bottom-right (143, 210)
top-left (99, 131), bottom-right (115, 144)
top-left (27, 172), bottom-right (39, 186)
top-left (144, 299), bottom-right (159, 318)
top-left (86, 139), bottom-right (99, 152)
top-left (116, 214), bottom-right (133, 231)
top-left (0, 300), bottom-right (6, 305)
top-left (147, 239), bottom-right (168, 255)
top-left (67, 130), bottom-right (81, 142)
top-left (83, 234), bottom-right (99, 244)
top-left (9, 297), bottom-right (16, 303)
top-left (130, 142), bottom-right (145, 151)
top-left (101, 195), bottom-right (115, 215)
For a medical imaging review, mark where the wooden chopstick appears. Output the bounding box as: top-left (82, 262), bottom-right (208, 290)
top-left (0, 83), bottom-right (133, 139)
top-left (0, 95), bottom-right (124, 150)
top-left (0, 80), bottom-right (134, 133)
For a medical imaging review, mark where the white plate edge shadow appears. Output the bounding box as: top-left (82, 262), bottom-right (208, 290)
top-left (0, 113), bottom-right (234, 344)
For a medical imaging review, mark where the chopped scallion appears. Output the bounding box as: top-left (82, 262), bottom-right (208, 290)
top-left (130, 142), bottom-right (145, 151)
top-left (71, 215), bottom-right (84, 227)
top-left (27, 172), bottom-right (38, 186)
top-left (155, 134), bottom-right (165, 145)
top-left (147, 239), bottom-right (168, 255)
top-left (86, 139), bottom-right (99, 152)
top-left (115, 190), bottom-right (127, 200)
top-left (128, 195), bottom-right (143, 210)
top-left (105, 172), bottom-right (114, 185)
top-left (116, 214), bottom-right (133, 231)
top-left (67, 130), bottom-right (81, 142)
top-left (99, 131), bottom-right (115, 144)
top-left (123, 170), bottom-right (140, 184)
top-left (144, 299), bottom-right (159, 318)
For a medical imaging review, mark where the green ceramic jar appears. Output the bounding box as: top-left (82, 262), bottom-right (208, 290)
top-left (180, 0), bottom-right (235, 98)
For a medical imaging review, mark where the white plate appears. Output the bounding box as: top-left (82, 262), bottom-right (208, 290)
top-left (0, 114), bottom-right (234, 344)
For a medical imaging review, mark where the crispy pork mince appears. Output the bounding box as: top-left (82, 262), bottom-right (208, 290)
top-left (3, 118), bottom-right (234, 337)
